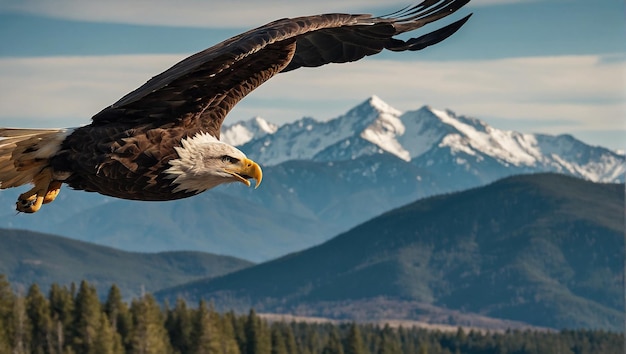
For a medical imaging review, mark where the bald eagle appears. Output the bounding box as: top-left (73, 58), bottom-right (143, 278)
top-left (0, 0), bottom-right (471, 213)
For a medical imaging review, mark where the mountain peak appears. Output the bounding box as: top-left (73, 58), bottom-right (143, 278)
top-left (221, 116), bottom-right (277, 146)
top-left (253, 116), bottom-right (278, 134)
top-left (359, 96), bottom-right (409, 161)
top-left (368, 95), bottom-right (403, 116)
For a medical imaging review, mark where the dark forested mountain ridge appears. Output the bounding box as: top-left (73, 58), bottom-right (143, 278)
top-left (156, 173), bottom-right (624, 331)
top-left (0, 229), bottom-right (253, 298)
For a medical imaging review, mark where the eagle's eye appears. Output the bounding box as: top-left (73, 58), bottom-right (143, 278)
top-left (221, 155), bottom-right (239, 164)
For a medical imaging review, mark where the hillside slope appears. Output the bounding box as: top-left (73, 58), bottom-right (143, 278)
top-left (0, 229), bottom-right (253, 298)
top-left (157, 174), bottom-right (624, 330)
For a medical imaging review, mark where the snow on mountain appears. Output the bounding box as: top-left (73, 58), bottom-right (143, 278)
top-left (359, 96), bottom-right (410, 161)
top-left (241, 96), bottom-right (393, 165)
top-left (396, 106), bottom-right (456, 158)
top-left (533, 134), bottom-right (626, 182)
top-left (221, 116), bottom-right (277, 146)
top-left (430, 108), bottom-right (541, 166)
top-left (228, 95), bottom-right (623, 183)
top-left (419, 108), bottom-right (625, 182)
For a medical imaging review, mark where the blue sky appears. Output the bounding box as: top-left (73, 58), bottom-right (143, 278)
top-left (0, 0), bottom-right (624, 150)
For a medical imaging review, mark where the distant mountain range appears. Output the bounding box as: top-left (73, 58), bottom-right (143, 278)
top-left (0, 96), bottom-right (623, 261)
top-left (156, 173), bottom-right (625, 331)
top-left (0, 228), bottom-right (252, 299)
top-left (224, 96), bottom-right (624, 182)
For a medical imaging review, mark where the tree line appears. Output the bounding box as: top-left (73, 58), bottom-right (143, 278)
top-left (0, 275), bottom-right (622, 354)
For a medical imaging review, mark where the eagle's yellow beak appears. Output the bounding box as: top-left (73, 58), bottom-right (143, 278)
top-left (224, 158), bottom-right (263, 189)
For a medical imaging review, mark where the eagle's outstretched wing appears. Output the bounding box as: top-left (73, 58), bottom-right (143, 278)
top-left (91, 0), bottom-right (471, 138)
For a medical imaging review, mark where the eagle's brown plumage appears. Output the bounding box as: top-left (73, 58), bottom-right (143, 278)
top-left (0, 0), bottom-right (472, 213)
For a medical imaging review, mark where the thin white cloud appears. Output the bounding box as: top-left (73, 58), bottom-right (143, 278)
top-left (469, 0), bottom-right (540, 5)
top-left (243, 55), bottom-right (625, 130)
top-left (0, 0), bottom-right (423, 28)
top-left (0, 0), bottom-right (533, 28)
top-left (0, 54), bottom-right (623, 144)
top-left (0, 55), bottom-right (183, 126)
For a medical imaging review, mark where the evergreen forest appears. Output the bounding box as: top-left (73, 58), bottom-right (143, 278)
top-left (0, 276), bottom-right (622, 354)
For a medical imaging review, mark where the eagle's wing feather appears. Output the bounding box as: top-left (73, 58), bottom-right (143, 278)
top-left (283, 0), bottom-right (471, 71)
top-left (91, 0), bottom-right (471, 138)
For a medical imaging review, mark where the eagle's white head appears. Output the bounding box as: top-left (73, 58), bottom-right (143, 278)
top-left (165, 132), bottom-right (262, 194)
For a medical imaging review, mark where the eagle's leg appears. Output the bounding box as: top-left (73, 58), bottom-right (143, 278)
top-left (16, 167), bottom-right (53, 213)
top-left (43, 181), bottom-right (63, 204)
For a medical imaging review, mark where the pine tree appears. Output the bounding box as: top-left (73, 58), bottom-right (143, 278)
top-left (303, 325), bottom-right (323, 354)
top-left (72, 280), bottom-right (103, 354)
top-left (0, 275), bottom-right (14, 353)
top-left (104, 285), bottom-right (132, 351)
top-left (416, 343), bottom-right (428, 354)
top-left (228, 311), bottom-right (247, 353)
top-left (26, 283), bottom-right (53, 354)
top-left (129, 294), bottom-right (172, 354)
top-left (399, 328), bottom-right (418, 354)
top-left (453, 326), bottom-right (467, 354)
top-left (165, 298), bottom-right (193, 354)
top-left (48, 283), bottom-right (75, 354)
top-left (103, 285), bottom-right (123, 329)
top-left (281, 322), bottom-right (298, 354)
top-left (190, 300), bottom-right (221, 354)
top-left (270, 324), bottom-right (288, 354)
top-left (344, 323), bottom-right (366, 354)
top-left (322, 328), bottom-right (344, 354)
top-left (11, 291), bottom-right (31, 354)
top-left (244, 309), bottom-right (271, 354)
top-left (216, 309), bottom-right (240, 354)
top-left (376, 325), bottom-right (401, 354)
top-left (92, 314), bottom-right (124, 354)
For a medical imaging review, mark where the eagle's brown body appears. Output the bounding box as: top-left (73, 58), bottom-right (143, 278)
top-left (50, 124), bottom-right (191, 200)
top-left (0, 0), bottom-right (472, 212)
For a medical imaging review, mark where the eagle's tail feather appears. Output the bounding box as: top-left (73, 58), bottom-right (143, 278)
top-left (0, 128), bottom-right (69, 189)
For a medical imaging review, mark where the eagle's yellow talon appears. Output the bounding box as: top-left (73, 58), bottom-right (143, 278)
top-left (15, 167), bottom-right (54, 213)
top-left (16, 195), bottom-right (44, 213)
top-left (43, 181), bottom-right (62, 204)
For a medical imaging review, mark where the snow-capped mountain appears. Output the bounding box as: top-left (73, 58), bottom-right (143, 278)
top-left (225, 96), bottom-right (625, 183)
top-left (220, 116), bottom-right (277, 146)
top-left (409, 107), bottom-right (625, 183)
top-left (232, 96), bottom-right (391, 165)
